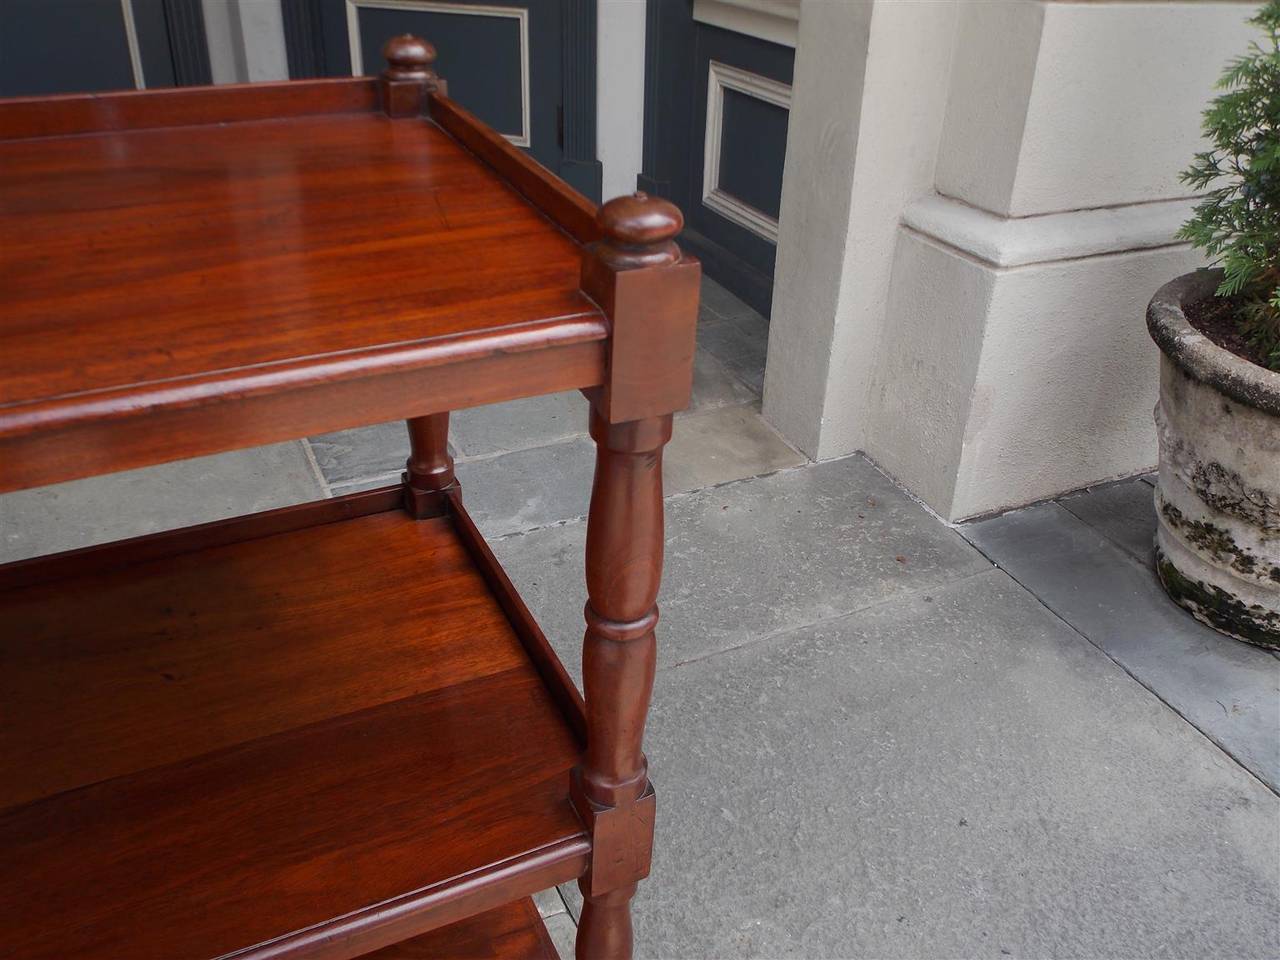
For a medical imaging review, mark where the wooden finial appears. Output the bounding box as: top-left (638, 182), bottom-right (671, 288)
top-left (379, 34), bottom-right (439, 117)
top-left (594, 192), bottom-right (683, 269)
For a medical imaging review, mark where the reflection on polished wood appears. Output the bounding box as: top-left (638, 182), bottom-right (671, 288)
top-left (0, 106), bottom-right (606, 493)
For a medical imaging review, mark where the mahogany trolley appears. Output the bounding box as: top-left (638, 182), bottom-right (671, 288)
top-left (0, 36), bottom-right (698, 960)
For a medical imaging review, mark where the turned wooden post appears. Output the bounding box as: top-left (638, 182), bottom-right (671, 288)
top-left (572, 194), bottom-right (699, 960)
top-left (384, 34), bottom-right (452, 518)
top-left (379, 34), bottom-right (441, 117)
top-left (403, 413), bottom-right (455, 517)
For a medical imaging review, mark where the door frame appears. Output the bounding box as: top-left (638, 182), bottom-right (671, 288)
top-left (145, 0), bottom-right (214, 87)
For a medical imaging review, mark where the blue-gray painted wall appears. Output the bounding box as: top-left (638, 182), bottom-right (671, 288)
top-left (640, 1), bottom-right (794, 317)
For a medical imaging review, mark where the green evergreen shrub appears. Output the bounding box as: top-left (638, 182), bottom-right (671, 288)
top-left (1178, 0), bottom-right (1280, 371)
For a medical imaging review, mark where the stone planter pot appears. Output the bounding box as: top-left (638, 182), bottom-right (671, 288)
top-left (1147, 270), bottom-right (1280, 649)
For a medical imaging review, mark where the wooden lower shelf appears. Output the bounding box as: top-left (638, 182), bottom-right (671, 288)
top-left (0, 488), bottom-right (587, 960)
top-left (364, 898), bottom-right (561, 960)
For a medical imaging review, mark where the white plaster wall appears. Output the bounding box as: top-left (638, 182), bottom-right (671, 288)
top-left (764, 0), bottom-right (875, 456)
top-left (234, 0), bottom-right (289, 82)
top-left (597, 0), bottom-right (647, 200)
top-left (863, 229), bottom-right (996, 517)
top-left (202, 0), bottom-right (242, 84)
top-left (947, 243), bottom-right (1206, 519)
top-left (765, 0), bottom-right (957, 458)
top-left (860, 0), bottom-right (1259, 519)
top-left (902, 193), bottom-right (1195, 268)
top-left (203, 0), bottom-right (288, 85)
top-left (873, 192), bottom-right (1207, 518)
top-left (1011, 2), bottom-right (1258, 215)
top-left (933, 0), bottom-right (1044, 217)
top-left (871, 229), bottom-right (1205, 520)
top-left (809, 0), bottom-right (960, 460)
top-left (937, 1), bottom-right (1256, 217)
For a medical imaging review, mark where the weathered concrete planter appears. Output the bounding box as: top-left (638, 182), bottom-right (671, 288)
top-left (1147, 270), bottom-right (1280, 649)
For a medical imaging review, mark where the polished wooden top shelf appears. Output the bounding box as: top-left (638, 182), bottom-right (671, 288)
top-left (0, 493), bottom-right (587, 960)
top-left (0, 111), bottom-right (601, 409)
top-left (0, 80), bottom-right (609, 494)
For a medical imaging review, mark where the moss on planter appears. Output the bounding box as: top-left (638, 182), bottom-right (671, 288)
top-left (1188, 460), bottom-right (1280, 536)
top-left (1156, 548), bottom-right (1280, 649)
top-left (1160, 501), bottom-right (1280, 582)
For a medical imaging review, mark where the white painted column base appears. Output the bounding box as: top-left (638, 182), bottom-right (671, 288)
top-left (865, 196), bottom-right (1204, 520)
top-left (763, 0), bottom-right (1253, 521)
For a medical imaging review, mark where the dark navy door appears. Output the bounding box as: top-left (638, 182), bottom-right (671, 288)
top-left (0, 0), bottom-right (211, 96)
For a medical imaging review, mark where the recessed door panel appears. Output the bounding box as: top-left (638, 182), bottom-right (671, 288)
top-left (351, 5), bottom-right (526, 144)
top-left (0, 0), bottom-right (210, 97)
top-left (1, 0), bottom-right (139, 95)
top-left (717, 88), bottom-right (788, 222)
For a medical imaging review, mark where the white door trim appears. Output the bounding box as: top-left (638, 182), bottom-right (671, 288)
top-left (120, 0), bottom-right (146, 88)
top-left (701, 60), bottom-right (791, 243)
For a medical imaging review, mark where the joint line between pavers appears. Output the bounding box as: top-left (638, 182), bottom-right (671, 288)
top-left (299, 438), bottom-right (333, 500)
top-left (961, 536), bottom-right (1280, 799)
top-left (660, 566), bottom-right (1003, 676)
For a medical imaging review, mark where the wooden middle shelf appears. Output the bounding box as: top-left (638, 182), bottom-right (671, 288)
top-left (0, 489), bottom-right (588, 960)
top-left (364, 898), bottom-right (561, 959)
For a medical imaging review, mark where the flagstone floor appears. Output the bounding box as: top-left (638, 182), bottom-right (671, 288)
top-left (2, 279), bottom-right (1275, 959)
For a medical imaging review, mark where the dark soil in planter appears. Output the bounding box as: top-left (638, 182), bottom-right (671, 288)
top-left (1185, 293), bottom-right (1272, 369)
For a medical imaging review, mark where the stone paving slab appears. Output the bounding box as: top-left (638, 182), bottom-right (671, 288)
top-left (0, 442), bottom-right (325, 563)
top-left (543, 912), bottom-right (577, 960)
top-left (663, 404), bottom-right (804, 496)
top-left (688, 347), bottom-right (762, 408)
top-left (451, 391), bottom-right (587, 460)
top-left (700, 276), bottom-right (761, 322)
top-left (307, 420), bottom-right (413, 491)
top-left (1058, 478), bottom-right (1158, 562)
top-left (493, 454), bottom-right (991, 675)
top-left (964, 501), bottom-right (1280, 791)
top-left (450, 352), bottom-right (758, 462)
top-left (456, 436), bottom-right (596, 538)
top-left (608, 570), bottom-right (1278, 959)
top-left (532, 888), bottom-right (566, 920)
top-left (315, 405), bottom-right (804, 538)
top-left (310, 347), bottom-right (760, 494)
top-left (699, 314), bottom-right (768, 396)
top-left (696, 277), bottom-right (770, 395)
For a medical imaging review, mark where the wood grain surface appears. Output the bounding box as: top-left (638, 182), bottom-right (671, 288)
top-left (0, 669), bottom-right (585, 959)
top-left (0, 107), bottom-right (606, 492)
top-left (361, 898), bottom-right (559, 960)
top-left (1, 509), bottom-right (532, 809)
